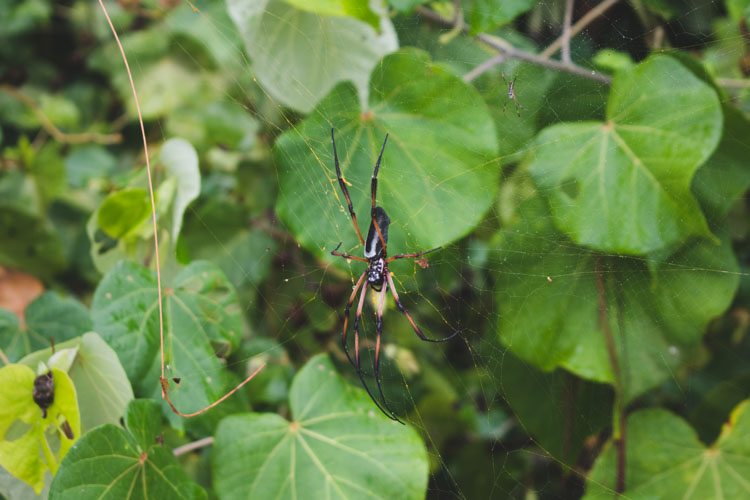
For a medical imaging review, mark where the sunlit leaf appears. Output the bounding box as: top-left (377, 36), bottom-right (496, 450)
top-left (161, 138), bottom-right (200, 244)
top-left (19, 332), bottom-right (134, 433)
top-left (49, 399), bottom-right (205, 499)
top-left (280, 0), bottom-right (379, 29)
top-left (529, 55), bottom-right (722, 254)
top-left (97, 189), bottom-right (150, 239)
top-left (464, 0), bottom-right (541, 34)
top-left (584, 400), bottom-right (750, 499)
top-left (213, 354), bottom-right (428, 499)
top-left (0, 366), bottom-right (79, 494)
top-left (227, 0), bottom-right (398, 113)
top-left (275, 48), bottom-right (499, 266)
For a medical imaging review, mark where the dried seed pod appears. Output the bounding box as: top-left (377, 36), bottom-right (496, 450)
top-left (32, 370), bottom-right (54, 418)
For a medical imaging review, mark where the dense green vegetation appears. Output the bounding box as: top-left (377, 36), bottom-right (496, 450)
top-left (1, 0), bottom-right (750, 498)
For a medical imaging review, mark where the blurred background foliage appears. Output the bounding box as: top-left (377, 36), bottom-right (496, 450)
top-left (1, 0), bottom-right (750, 498)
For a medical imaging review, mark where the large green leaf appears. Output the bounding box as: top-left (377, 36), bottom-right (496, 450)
top-left (91, 260), bottom-right (241, 427)
top-left (528, 55), bottom-right (722, 254)
top-left (19, 332), bottom-right (134, 433)
top-left (495, 195), bottom-right (738, 401)
top-left (227, 0), bottom-right (397, 113)
top-left (212, 354), bottom-right (428, 500)
top-left (0, 366), bottom-right (80, 494)
top-left (0, 291), bottom-right (91, 362)
top-left (584, 400), bottom-right (750, 499)
top-left (49, 399), bottom-right (205, 499)
top-left (275, 48), bottom-right (499, 266)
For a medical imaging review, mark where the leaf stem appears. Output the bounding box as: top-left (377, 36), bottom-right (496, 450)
top-left (0, 347), bottom-right (9, 366)
top-left (561, 0), bottom-right (574, 64)
top-left (595, 255), bottom-right (626, 494)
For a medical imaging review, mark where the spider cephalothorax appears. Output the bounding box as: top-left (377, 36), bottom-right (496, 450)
top-left (329, 129), bottom-right (459, 424)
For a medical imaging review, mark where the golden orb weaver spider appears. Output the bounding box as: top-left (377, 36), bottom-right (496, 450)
top-left (502, 71), bottom-right (523, 117)
top-left (329, 129), bottom-right (459, 424)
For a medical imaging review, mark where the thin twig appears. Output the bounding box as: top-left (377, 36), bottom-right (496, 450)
top-left (416, 6), bottom-right (612, 84)
top-left (0, 347), bottom-right (10, 366)
top-left (0, 84), bottom-right (122, 145)
top-left (173, 437), bottom-right (214, 457)
top-left (716, 77), bottom-right (750, 88)
top-left (541, 0), bottom-right (621, 58)
top-left (562, 0), bottom-right (575, 64)
top-left (462, 54), bottom-right (506, 82)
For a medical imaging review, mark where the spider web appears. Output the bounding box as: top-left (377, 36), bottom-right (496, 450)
top-left (106, 0), bottom-right (750, 498)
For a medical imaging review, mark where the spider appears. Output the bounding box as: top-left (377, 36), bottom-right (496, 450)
top-left (329, 129), bottom-right (459, 424)
top-left (502, 71), bottom-right (523, 117)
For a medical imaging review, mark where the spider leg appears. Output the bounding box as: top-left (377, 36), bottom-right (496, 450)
top-left (515, 99), bottom-right (521, 118)
top-left (371, 134), bottom-right (390, 252)
top-left (340, 271), bottom-right (367, 370)
top-left (351, 280), bottom-right (400, 422)
top-left (512, 71), bottom-right (519, 86)
top-left (331, 129), bottom-right (365, 245)
top-left (373, 280), bottom-right (405, 425)
top-left (501, 71), bottom-right (508, 86)
top-left (331, 242), bottom-right (369, 262)
top-left (387, 246), bottom-right (441, 263)
top-left (386, 271), bottom-right (460, 343)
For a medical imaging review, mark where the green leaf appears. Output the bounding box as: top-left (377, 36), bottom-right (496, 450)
top-left (465, 0), bottom-right (541, 34)
top-left (692, 105), bottom-right (750, 223)
top-left (495, 196), bottom-right (738, 401)
top-left (18, 332), bottom-right (134, 433)
top-left (160, 138), bottom-right (200, 244)
top-left (212, 354), bottom-right (428, 499)
top-left (0, 206), bottom-right (66, 278)
top-left (0, 366), bottom-right (80, 494)
top-left (49, 399), bottom-right (206, 499)
top-left (227, 0), bottom-right (397, 113)
top-left (529, 55), bottom-right (722, 254)
top-left (275, 48), bottom-right (499, 264)
top-left (584, 400), bottom-right (750, 499)
top-left (91, 260), bottom-right (241, 428)
top-left (96, 188), bottom-right (151, 239)
top-left (0, 291), bottom-right (91, 362)
top-left (280, 0), bottom-right (380, 29)
top-left (64, 145), bottom-right (117, 189)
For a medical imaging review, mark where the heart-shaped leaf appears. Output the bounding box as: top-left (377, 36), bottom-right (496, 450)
top-left (275, 48), bottom-right (499, 265)
top-left (227, 0), bottom-right (397, 113)
top-left (212, 354), bottom-right (428, 499)
top-left (529, 55), bottom-right (722, 254)
top-left (49, 399), bottom-right (205, 499)
top-left (91, 260), bottom-right (241, 428)
top-left (0, 366), bottom-right (80, 494)
top-left (584, 400), bottom-right (750, 498)
top-left (0, 291), bottom-right (91, 362)
top-left (19, 332), bottom-right (134, 433)
top-left (495, 195), bottom-right (738, 401)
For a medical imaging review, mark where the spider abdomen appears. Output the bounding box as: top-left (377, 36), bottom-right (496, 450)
top-left (364, 206), bottom-right (390, 259)
top-left (367, 258), bottom-right (386, 291)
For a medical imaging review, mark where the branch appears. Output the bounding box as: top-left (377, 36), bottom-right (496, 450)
top-left (562, 0), bottom-right (574, 64)
top-left (541, 0), bottom-right (621, 58)
top-left (173, 437), bottom-right (214, 457)
top-left (0, 84), bottom-right (122, 145)
top-left (415, 7), bottom-right (612, 84)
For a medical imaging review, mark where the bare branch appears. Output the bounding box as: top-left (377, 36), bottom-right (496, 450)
top-left (416, 7), bottom-right (612, 84)
top-left (562, 0), bottom-right (575, 64)
top-left (541, 0), bottom-right (621, 58)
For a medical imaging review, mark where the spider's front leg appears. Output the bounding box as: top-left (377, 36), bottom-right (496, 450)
top-left (372, 278), bottom-right (405, 425)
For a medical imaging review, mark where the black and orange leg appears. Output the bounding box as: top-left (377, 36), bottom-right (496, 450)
top-left (387, 246), bottom-right (442, 263)
top-left (331, 242), bottom-right (368, 262)
top-left (385, 271), bottom-right (459, 343)
top-left (351, 280), bottom-right (398, 421)
top-left (331, 129), bottom-right (365, 245)
top-left (340, 271), bottom-right (367, 369)
top-left (373, 280), bottom-right (405, 424)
